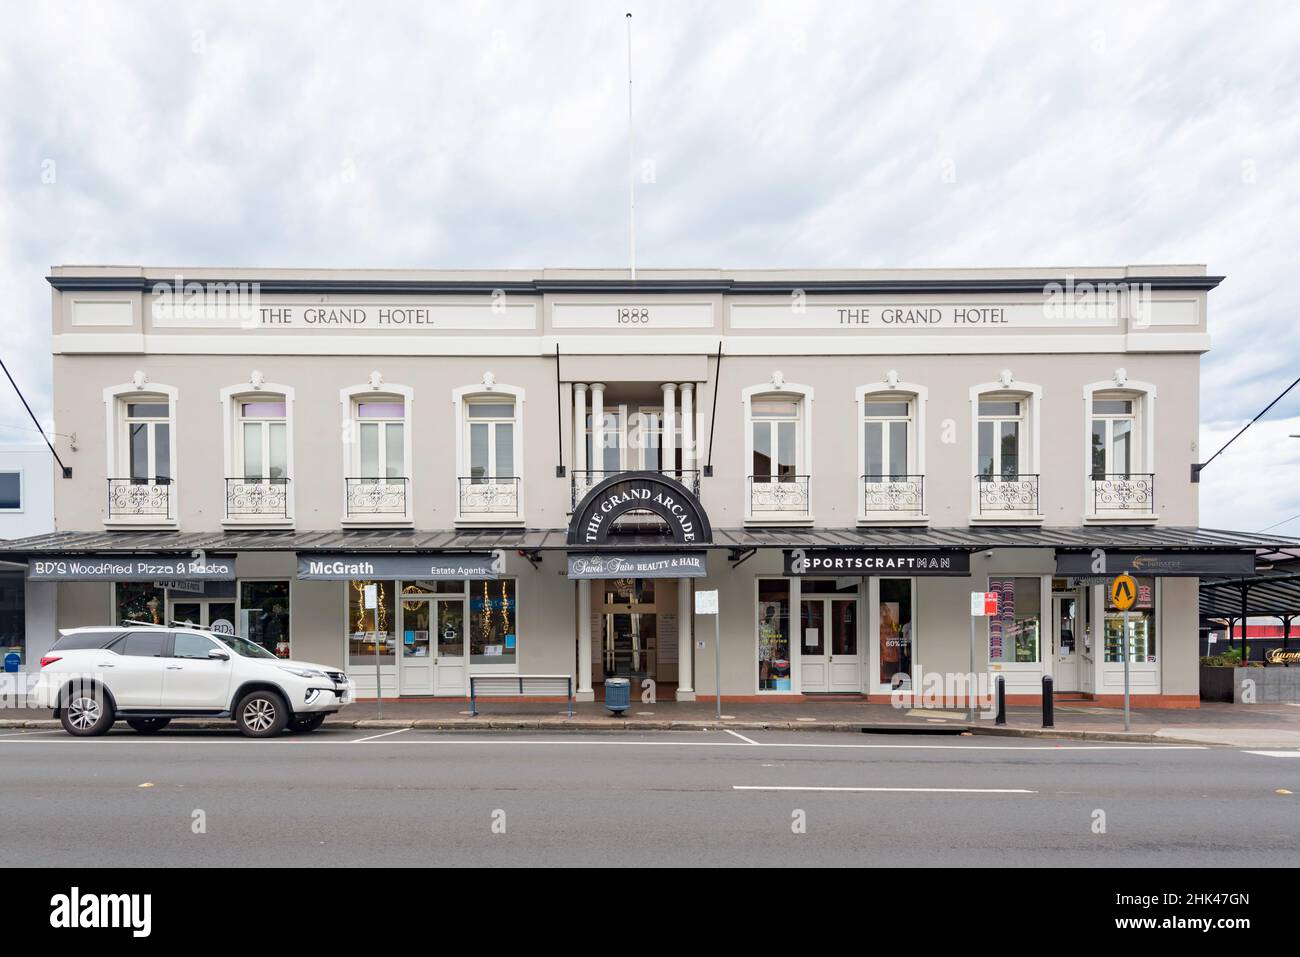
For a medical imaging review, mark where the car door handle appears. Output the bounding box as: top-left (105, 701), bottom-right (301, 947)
top-left (95, 663), bottom-right (115, 668)
top-left (165, 665), bottom-right (184, 670)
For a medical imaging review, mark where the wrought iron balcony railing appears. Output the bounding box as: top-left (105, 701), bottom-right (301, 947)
top-left (571, 469), bottom-right (701, 509)
top-left (748, 474), bottom-right (811, 516)
top-left (225, 477), bottom-right (290, 520)
top-left (861, 474), bottom-right (925, 515)
top-left (107, 477), bottom-right (173, 520)
top-left (1091, 473), bottom-right (1155, 513)
top-left (458, 476), bottom-right (522, 516)
top-left (975, 473), bottom-right (1040, 515)
top-left (345, 476), bottom-right (409, 518)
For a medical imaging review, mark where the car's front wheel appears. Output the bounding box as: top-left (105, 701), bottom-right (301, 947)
top-left (126, 717), bottom-right (171, 734)
top-left (235, 690), bottom-right (288, 738)
top-left (60, 685), bottom-right (114, 736)
top-left (288, 713), bottom-right (327, 734)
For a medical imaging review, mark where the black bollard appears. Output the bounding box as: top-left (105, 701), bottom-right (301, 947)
top-left (1042, 674), bottom-right (1054, 728)
top-left (995, 674), bottom-right (1006, 725)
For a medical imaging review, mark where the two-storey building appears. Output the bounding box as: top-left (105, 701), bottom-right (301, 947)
top-left (3, 263), bottom-right (1290, 707)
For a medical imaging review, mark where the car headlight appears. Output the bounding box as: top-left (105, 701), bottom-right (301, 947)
top-left (278, 666), bottom-right (326, 679)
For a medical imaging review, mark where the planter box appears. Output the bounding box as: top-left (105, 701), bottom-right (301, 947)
top-left (1200, 665), bottom-right (1300, 703)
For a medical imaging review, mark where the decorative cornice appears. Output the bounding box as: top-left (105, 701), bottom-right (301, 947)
top-left (46, 275), bottom-right (1227, 295)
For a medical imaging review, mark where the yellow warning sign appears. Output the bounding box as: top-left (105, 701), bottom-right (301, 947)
top-left (1110, 573), bottom-right (1138, 611)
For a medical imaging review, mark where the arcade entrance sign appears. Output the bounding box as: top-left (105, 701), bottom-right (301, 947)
top-left (567, 471), bottom-right (712, 546)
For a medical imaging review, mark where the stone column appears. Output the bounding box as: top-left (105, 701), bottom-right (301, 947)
top-left (677, 577), bottom-right (695, 700)
top-left (577, 579), bottom-right (594, 701)
top-left (661, 382), bottom-right (677, 475)
top-left (680, 382), bottom-right (695, 477)
top-left (572, 383), bottom-right (588, 475)
top-left (590, 383), bottom-right (606, 477)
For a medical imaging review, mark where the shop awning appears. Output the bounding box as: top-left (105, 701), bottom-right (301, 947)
top-left (1, 526), bottom-right (1294, 561)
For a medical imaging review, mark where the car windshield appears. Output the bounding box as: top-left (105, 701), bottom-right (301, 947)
top-left (212, 633), bottom-right (279, 659)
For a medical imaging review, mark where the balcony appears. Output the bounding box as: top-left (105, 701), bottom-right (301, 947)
top-left (345, 476), bottom-right (409, 520)
top-left (107, 477), bottom-right (173, 521)
top-left (225, 477), bottom-right (290, 522)
top-left (458, 476), bottom-right (522, 520)
top-left (571, 469), bottom-right (701, 509)
top-left (975, 473), bottom-right (1040, 517)
top-left (748, 474), bottom-right (811, 519)
top-left (861, 474), bottom-right (925, 522)
top-left (1090, 473), bottom-right (1155, 517)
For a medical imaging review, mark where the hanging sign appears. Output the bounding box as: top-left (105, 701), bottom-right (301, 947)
top-left (567, 552), bottom-right (707, 579)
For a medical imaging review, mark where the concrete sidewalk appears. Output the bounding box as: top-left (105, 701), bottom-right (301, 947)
top-left (5, 695), bottom-right (1300, 746)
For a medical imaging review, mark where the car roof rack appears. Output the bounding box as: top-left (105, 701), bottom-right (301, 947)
top-left (120, 620), bottom-right (168, 628)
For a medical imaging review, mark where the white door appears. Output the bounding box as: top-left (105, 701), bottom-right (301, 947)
top-left (399, 598), bottom-right (434, 695)
top-left (162, 631), bottom-right (234, 709)
top-left (800, 597), bottom-right (860, 693)
top-left (101, 631), bottom-right (168, 709)
top-left (433, 599), bottom-right (467, 695)
top-left (1052, 595), bottom-right (1080, 692)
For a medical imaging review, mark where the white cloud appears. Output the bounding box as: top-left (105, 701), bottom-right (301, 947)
top-left (0, 0), bottom-right (1298, 530)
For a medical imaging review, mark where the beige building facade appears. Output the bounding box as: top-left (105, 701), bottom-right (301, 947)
top-left (6, 263), bottom-right (1282, 707)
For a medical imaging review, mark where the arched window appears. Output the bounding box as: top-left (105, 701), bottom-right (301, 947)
top-left (103, 379), bottom-right (177, 523)
top-left (856, 380), bottom-right (928, 522)
top-left (220, 381), bottom-right (294, 523)
top-left (1084, 377), bottom-right (1157, 518)
top-left (340, 380), bottom-right (414, 522)
top-left (453, 382), bottom-right (524, 521)
top-left (969, 377), bottom-right (1043, 520)
top-left (742, 379), bottom-right (813, 521)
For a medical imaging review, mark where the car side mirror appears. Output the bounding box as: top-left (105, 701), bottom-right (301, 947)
top-left (208, 649), bottom-right (230, 661)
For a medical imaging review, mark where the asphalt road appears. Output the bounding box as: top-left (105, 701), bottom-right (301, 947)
top-left (2, 726), bottom-right (1298, 867)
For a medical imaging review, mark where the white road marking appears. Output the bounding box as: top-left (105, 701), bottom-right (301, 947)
top-left (734, 785), bottom-right (1037, 794)
top-left (0, 729), bottom-right (63, 738)
top-left (722, 729), bottom-right (759, 745)
top-left (0, 734), bottom-right (1208, 752)
top-left (1243, 750), bottom-right (1300, 757)
top-left (350, 728), bottom-right (411, 743)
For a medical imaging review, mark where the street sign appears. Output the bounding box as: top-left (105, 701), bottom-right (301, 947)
top-left (970, 591), bottom-right (999, 616)
top-left (694, 589), bottom-right (719, 615)
top-left (1110, 573), bottom-right (1137, 611)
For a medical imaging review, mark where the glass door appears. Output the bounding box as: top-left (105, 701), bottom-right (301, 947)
top-left (399, 597), bottom-right (434, 695)
top-left (1052, 595), bottom-right (1080, 692)
top-left (170, 599), bottom-right (237, 636)
top-left (801, 595), bottom-right (861, 693)
top-left (433, 598), bottom-right (466, 695)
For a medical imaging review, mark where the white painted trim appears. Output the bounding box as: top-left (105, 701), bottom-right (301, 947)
top-left (339, 380), bottom-right (415, 522)
top-left (855, 379), bottom-right (928, 522)
top-left (218, 381), bottom-right (296, 522)
top-left (52, 332), bottom-right (1214, 358)
top-left (102, 379), bottom-right (179, 523)
top-left (1082, 377), bottom-right (1158, 520)
top-left (741, 378), bottom-right (814, 522)
top-left (451, 380), bottom-right (526, 521)
top-left (968, 377), bottom-right (1043, 518)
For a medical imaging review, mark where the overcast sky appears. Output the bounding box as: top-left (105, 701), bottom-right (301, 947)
top-left (0, 0), bottom-right (1297, 532)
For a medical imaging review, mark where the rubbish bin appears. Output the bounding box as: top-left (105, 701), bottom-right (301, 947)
top-left (604, 677), bottom-right (631, 715)
top-left (3, 652), bottom-right (19, 673)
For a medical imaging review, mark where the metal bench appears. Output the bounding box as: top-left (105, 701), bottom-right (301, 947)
top-left (468, 674), bottom-right (574, 717)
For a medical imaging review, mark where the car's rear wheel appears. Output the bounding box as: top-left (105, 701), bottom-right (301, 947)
top-left (126, 717), bottom-right (171, 734)
top-left (59, 685), bottom-right (114, 736)
top-left (288, 713), bottom-right (327, 734)
top-left (235, 690), bottom-right (288, 738)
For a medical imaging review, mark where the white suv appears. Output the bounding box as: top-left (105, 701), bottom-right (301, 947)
top-left (31, 623), bottom-right (355, 737)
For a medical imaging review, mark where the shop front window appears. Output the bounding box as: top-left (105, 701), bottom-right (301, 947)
top-left (988, 577), bottom-right (1041, 664)
top-left (348, 580), bottom-right (396, 667)
top-left (240, 580), bottom-right (291, 657)
top-left (0, 573), bottom-right (24, 666)
top-left (116, 582), bottom-right (166, 625)
top-left (879, 578), bottom-right (913, 687)
top-left (469, 579), bottom-right (517, 665)
top-left (1104, 576), bottom-right (1156, 662)
top-left (757, 579), bottom-right (792, 691)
